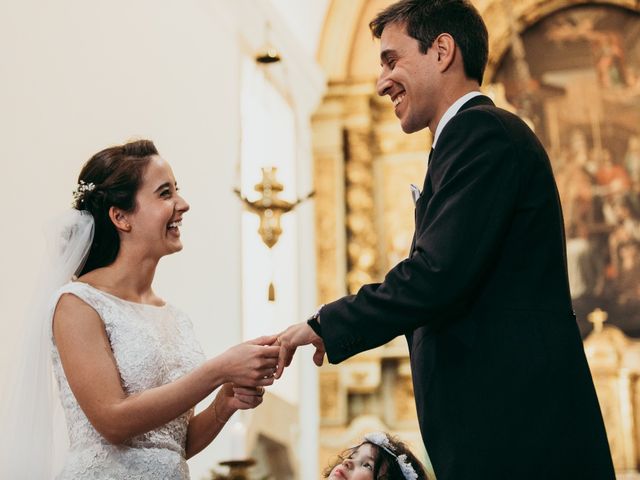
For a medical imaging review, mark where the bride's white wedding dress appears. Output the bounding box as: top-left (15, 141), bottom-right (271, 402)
top-left (51, 282), bottom-right (205, 480)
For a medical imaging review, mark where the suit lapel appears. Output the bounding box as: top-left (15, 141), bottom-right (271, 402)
top-left (419, 95), bottom-right (495, 205)
top-left (409, 95), bottom-right (496, 256)
top-left (420, 148), bottom-right (434, 202)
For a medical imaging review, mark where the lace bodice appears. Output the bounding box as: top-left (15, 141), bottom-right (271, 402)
top-left (50, 282), bottom-right (206, 480)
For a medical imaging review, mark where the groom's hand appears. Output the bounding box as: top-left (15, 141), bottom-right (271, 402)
top-left (274, 323), bottom-right (325, 379)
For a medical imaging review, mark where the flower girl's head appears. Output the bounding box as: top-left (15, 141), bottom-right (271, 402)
top-left (324, 432), bottom-right (428, 480)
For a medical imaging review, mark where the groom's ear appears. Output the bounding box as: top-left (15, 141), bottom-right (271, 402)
top-left (434, 33), bottom-right (456, 73)
top-left (109, 206), bottom-right (132, 233)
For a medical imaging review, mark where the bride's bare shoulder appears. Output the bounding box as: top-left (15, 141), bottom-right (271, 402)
top-left (52, 291), bottom-right (102, 337)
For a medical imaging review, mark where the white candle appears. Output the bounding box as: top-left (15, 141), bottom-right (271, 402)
top-left (229, 418), bottom-right (247, 460)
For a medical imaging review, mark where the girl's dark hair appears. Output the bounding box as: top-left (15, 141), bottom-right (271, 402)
top-left (369, 0), bottom-right (489, 85)
top-left (73, 139), bottom-right (158, 275)
top-left (323, 434), bottom-right (429, 480)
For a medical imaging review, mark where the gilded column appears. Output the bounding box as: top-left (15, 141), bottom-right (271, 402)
top-left (312, 85), bottom-right (350, 304)
top-left (343, 85), bottom-right (379, 294)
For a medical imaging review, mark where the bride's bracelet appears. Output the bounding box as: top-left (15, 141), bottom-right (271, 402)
top-left (212, 400), bottom-right (231, 427)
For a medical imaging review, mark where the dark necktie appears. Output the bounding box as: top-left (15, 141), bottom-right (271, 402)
top-left (422, 148), bottom-right (435, 200)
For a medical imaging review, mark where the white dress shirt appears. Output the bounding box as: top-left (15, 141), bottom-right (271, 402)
top-left (431, 91), bottom-right (484, 149)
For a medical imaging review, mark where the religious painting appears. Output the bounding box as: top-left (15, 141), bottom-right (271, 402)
top-left (494, 4), bottom-right (640, 337)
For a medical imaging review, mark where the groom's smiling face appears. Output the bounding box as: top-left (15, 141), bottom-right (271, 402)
top-left (376, 21), bottom-right (441, 134)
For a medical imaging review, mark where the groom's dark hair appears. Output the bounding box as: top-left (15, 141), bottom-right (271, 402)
top-left (75, 139), bottom-right (158, 275)
top-left (369, 0), bottom-right (489, 85)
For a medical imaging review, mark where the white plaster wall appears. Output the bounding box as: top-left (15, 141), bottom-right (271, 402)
top-left (0, 0), bottom-right (242, 477)
top-left (271, 0), bottom-right (331, 57)
top-left (0, 1), bottom-right (325, 478)
top-left (222, 1), bottom-right (326, 478)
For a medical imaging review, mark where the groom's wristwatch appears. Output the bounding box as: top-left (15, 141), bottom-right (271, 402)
top-left (306, 305), bottom-right (324, 337)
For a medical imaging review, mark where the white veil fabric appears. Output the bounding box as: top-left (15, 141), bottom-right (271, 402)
top-left (0, 210), bottom-right (94, 479)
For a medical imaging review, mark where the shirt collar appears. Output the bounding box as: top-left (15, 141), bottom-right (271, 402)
top-left (431, 91), bottom-right (484, 149)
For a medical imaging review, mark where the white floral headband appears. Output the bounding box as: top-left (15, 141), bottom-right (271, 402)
top-left (72, 180), bottom-right (96, 209)
top-left (362, 432), bottom-right (418, 480)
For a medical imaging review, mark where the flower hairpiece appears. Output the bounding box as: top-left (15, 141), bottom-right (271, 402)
top-left (363, 432), bottom-right (419, 480)
top-left (72, 180), bottom-right (96, 208)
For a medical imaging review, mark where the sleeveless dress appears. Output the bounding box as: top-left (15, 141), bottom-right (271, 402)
top-left (50, 282), bottom-right (206, 480)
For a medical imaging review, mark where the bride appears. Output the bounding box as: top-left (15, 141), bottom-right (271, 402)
top-left (1, 140), bottom-right (280, 479)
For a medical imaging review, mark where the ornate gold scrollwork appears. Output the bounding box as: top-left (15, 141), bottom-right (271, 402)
top-left (235, 167), bottom-right (313, 249)
top-left (344, 128), bottom-right (378, 294)
top-left (314, 2), bottom-right (640, 478)
top-left (584, 309), bottom-right (640, 471)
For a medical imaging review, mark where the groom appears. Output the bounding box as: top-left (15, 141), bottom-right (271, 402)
top-left (275, 1), bottom-right (614, 478)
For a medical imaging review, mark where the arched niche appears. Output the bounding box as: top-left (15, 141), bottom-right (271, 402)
top-left (317, 0), bottom-right (640, 82)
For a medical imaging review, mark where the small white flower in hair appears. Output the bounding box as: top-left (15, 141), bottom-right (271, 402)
top-left (364, 432), bottom-right (392, 449)
top-left (72, 180), bottom-right (96, 208)
top-left (397, 454), bottom-right (418, 480)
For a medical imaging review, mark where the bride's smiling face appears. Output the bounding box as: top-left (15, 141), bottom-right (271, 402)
top-left (120, 155), bottom-right (190, 258)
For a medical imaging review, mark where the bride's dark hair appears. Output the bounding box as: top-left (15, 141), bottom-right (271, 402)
top-left (74, 139), bottom-right (158, 275)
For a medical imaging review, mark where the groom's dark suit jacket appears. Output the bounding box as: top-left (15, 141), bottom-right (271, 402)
top-left (320, 96), bottom-right (614, 479)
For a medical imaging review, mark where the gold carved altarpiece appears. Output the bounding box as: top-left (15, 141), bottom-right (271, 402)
top-left (314, 0), bottom-right (640, 477)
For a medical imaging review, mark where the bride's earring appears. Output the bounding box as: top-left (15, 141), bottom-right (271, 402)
top-left (110, 208), bottom-right (132, 232)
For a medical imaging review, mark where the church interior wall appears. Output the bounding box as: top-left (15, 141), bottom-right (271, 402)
top-left (0, 1), bottom-right (326, 478)
top-left (0, 2), bottom-right (247, 477)
top-left (314, 0), bottom-right (640, 477)
top-left (10, 0), bottom-right (638, 476)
